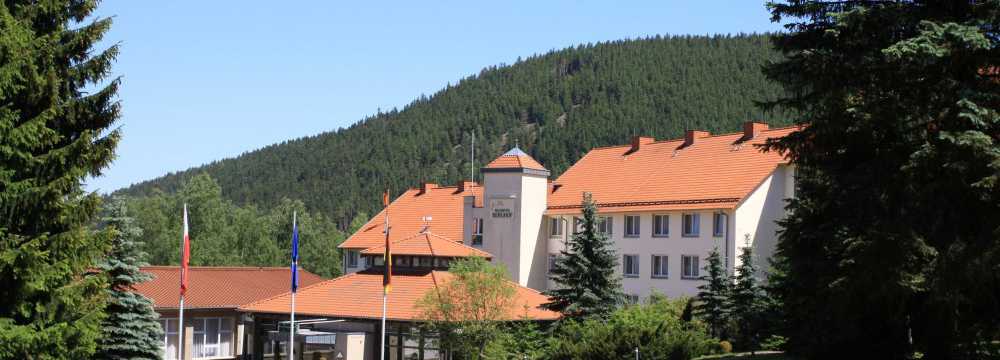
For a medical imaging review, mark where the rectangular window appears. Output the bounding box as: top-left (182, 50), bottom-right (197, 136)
top-left (682, 255), bottom-right (700, 279)
top-left (682, 213), bottom-right (700, 237)
top-left (626, 294), bottom-right (640, 305)
top-left (548, 253), bottom-right (558, 274)
top-left (653, 214), bottom-right (669, 237)
top-left (549, 217), bottom-right (563, 237)
top-left (192, 317), bottom-right (233, 359)
top-left (434, 258), bottom-right (450, 268)
top-left (159, 318), bottom-right (179, 360)
top-left (623, 254), bottom-right (639, 277)
top-left (713, 213), bottom-right (725, 237)
top-left (417, 256), bottom-right (434, 267)
top-left (394, 256), bottom-right (411, 267)
top-left (347, 250), bottom-right (359, 268)
top-left (624, 215), bottom-right (640, 237)
top-left (597, 216), bottom-right (613, 236)
top-left (472, 217), bottom-right (484, 246)
top-left (573, 217), bottom-right (584, 234)
top-left (652, 255), bottom-right (669, 278)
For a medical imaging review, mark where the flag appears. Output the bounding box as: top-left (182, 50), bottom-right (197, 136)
top-left (291, 212), bottom-right (299, 293)
top-left (383, 190), bottom-right (391, 294)
top-left (180, 204), bottom-right (190, 296)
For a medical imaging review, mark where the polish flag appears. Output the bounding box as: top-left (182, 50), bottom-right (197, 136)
top-left (180, 204), bottom-right (190, 296)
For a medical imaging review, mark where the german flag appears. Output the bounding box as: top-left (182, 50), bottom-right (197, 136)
top-left (383, 190), bottom-right (391, 294)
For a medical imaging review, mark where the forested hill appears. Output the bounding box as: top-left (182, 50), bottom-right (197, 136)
top-left (117, 34), bottom-right (792, 228)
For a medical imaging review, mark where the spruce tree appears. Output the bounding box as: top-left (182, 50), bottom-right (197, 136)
top-left (0, 0), bottom-right (121, 358)
top-left (729, 237), bottom-right (764, 352)
top-left (694, 247), bottom-right (729, 339)
top-left (96, 197), bottom-right (163, 359)
top-left (543, 192), bottom-right (623, 318)
top-left (765, 1), bottom-right (1000, 358)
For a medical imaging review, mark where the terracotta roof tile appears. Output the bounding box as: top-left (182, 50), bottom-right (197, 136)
top-left (484, 147), bottom-right (547, 171)
top-left (360, 232), bottom-right (492, 258)
top-left (135, 266), bottom-right (325, 309)
top-left (340, 183), bottom-right (481, 250)
top-left (239, 269), bottom-right (559, 321)
top-left (547, 126), bottom-right (801, 214)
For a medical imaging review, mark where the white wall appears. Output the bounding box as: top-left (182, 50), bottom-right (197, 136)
top-left (733, 166), bottom-right (791, 277)
top-left (543, 210), bottom-right (730, 300)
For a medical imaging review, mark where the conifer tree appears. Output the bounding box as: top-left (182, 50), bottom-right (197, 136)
top-left (765, 1), bottom-right (1000, 357)
top-left (543, 192), bottom-right (623, 318)
top-left (0, 0), bottom-right (121, 357)
top-left (729, 236), bottom-right (764, 352)
top-left (96, 197), bottom-right (163, 360)
top-left (695, 247), bottom-right (730, 338)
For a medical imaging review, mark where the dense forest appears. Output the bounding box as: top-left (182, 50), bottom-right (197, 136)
top-left (116, 34), bottom-right (792, 229)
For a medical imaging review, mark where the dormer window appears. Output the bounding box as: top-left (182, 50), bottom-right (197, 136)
top-left (346, 250), bottom-right (359, 268)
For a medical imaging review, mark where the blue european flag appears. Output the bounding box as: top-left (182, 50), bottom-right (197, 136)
top-left (291, 214), bottom-right (299, 293)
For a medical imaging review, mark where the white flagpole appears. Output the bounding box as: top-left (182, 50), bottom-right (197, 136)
top-left (290, 211), bottom-right (296, 360)
top-left (178, 203), bottom-right (187, 360)
top-left (380, 292), bottom-right (387, 360)
top-left (380, 207), bottom-right (389, 360)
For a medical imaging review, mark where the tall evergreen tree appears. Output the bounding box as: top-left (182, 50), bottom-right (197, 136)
top-left (764, 1), bottom-right (1000, 358)
top-left (695, 247), bottom-right (730, 339)
top-left (0, 0), bottom-right (120, 358)
top-left (96, 198), bottom-right (163, 360)
top-left (729, 237), bottom-right (764, 352)
top-left (543, 192), bottom-right (623, 318)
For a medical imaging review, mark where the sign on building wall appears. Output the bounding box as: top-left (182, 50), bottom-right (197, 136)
top-left (490, 198), bottom-right (515, 218)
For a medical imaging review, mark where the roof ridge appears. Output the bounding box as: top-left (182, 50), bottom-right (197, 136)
top-left (586, 123), bottom-right (801, 152)
top-left (142, 266), bottom-right (297, 271)
top-left (239, 272), bottom-right (359, 310)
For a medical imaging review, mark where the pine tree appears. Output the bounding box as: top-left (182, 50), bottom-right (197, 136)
top-left (729, 236), bottom-right (764, 352)
top-left (765, 1), bottom-right (1000, 358)
top-left (96, 197), bottom-right (163, 359)
top-left (543, 192), bottom-right (623, 319)
top-left (695, 247), bottom-right (730, 339)
top-left (0, 1), bottom-right (121, 358)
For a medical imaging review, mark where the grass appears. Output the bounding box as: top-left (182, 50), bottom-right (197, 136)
top-left (694, 351), bottom-right (792, 360)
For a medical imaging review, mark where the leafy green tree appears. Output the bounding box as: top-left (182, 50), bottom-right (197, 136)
top-left (96, 197), bottom-right (163, 359)
top-left (0, 0), bottom-right (121, 357)
top-left (729, 237), bottom-right (765, 352)
top-left (482, 317), bottom-right (547, 360)
top-left (695, 247), bottom-right (730, 339)
top-left (764, 1), bottom-right (1000, 358)
top-left (543, 192), bottom-right (623, 319)
top-left (417, 257), bottom-right (516, 360)
top-left (546, 296), bottom-right (719, 360)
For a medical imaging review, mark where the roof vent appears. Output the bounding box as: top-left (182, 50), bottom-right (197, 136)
top-left (628, 136), bottom-right (655, 154)
top-left (683, 130), bottom-right (711, 147)
top-left (742, 121), bottom-right (769, 141)
top-left (420, 216), bottom-right (433, 233)
top-left (418, 183), bottom-right (437, 195)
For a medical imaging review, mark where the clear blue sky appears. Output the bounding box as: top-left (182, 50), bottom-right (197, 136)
top-left (87, 1), bottom-right (783, 193)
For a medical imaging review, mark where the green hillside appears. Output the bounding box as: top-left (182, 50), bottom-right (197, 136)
top-left (117, 34), bottom-right (791, 228)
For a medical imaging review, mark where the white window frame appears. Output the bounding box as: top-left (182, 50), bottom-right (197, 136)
top-left (472, 217), bottom-right (484, 246)
top-left (159, 318), bottom-right (179, 360)
top-left (624, 215), bottom-right (640, 237)
top-left (549, 217), bottom-right (563, 238)
top-left (651, 255), bottom-right (669, 278)
top-left (713, 212), bottom-right (725, 237)
top-left (572, 217), bottom-right (584, 234)
top-left (346, 250), bottom-right (359, 268)
top-left (682, 213), bottom-right (700, 237)
top-left (626, 294), bottom-right (640, 305)
top-left (652, 214), bottom-right (669, 237)
top-left (681, 255), bottom-right (700, 279)
top-left (623, 254), bottom-right (640, 277)
top-left (191, 317), bottom-right (233, 359)
top-left (597, 216), bottom-right (613, 236)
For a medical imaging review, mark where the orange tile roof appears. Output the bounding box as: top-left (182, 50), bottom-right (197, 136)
top-left (546, 126), bottom-right (801, 214)
top-left (135, 266), bottom-right (325, 309)
top-left (484, 147), bottom-right (547, 171)
top-left (340, 183), bottom-right (482, 250)
top-left (239, 269), bottom-right (559, 321)
top-left (360, 232), bottom-right (492, 258)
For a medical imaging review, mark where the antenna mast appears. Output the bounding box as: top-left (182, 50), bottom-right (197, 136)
top-left (470, 131), bottom-right (475, 182)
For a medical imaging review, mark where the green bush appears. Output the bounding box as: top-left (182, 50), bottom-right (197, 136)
top-left (546, 296), bottom-right (719, 360)
top-left (760, 335), bottom-right (787, 352)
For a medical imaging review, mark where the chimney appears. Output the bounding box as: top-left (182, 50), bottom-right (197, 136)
top-left (683, 130), bottom-right (711, 147)
top-left (629, 136), bottom-right (655, 153)
top-left (742, 121), bottom-right (769, 141)
top-left (456, 180), bottom-right (475, 193)
top-left (418, 183), bottom-right (437, 195)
